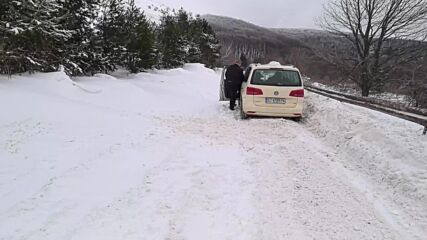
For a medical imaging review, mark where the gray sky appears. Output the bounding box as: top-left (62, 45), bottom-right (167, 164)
top-left (140, 0), bottom-right (328, 29)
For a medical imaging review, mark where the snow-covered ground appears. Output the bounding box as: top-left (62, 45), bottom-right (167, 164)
top-left (309, 81), bottom-right (418, 108)
top-left (1, 64), bottom-right (426, 240)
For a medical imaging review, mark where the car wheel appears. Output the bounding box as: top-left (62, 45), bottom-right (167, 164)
top-left (293, 116), bottom-right (302, 122)
top-left (240, 97), bottom-right (248, 119)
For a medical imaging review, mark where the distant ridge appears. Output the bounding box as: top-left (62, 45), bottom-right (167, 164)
top-left (202, 14), bottom-right (338, 81)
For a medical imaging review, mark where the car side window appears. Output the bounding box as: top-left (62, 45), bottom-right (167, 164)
top-left (244, 67), bottom-right (252, 82)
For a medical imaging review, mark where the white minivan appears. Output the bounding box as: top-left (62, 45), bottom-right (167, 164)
top-left (220, 61), bottom-right (304, 120)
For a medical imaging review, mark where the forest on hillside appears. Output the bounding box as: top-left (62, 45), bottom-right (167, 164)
top-left (204, 14), bottom-right (427, 108)
top-left (0, 0), bottom-right (220, 76)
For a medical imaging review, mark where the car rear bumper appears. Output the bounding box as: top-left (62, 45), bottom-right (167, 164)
top-left (243, 100), bottom-right (304, 118)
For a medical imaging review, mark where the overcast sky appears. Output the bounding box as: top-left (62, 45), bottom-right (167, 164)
top-left (140, 0), bottom-right (329, 29)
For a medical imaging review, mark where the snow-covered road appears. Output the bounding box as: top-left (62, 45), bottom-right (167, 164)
top-left (1, 64), bottom-right (426, 240)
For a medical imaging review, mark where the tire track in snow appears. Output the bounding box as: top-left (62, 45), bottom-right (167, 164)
top-left (155, 113), bottom-right (401, 239)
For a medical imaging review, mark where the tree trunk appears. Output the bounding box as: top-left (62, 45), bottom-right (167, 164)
top-left (360, 62), bottom-right (371, 97)
top-left (361, 73), bottom-right (370, 97)
top-left (361, 82), bottom-right (370, 97)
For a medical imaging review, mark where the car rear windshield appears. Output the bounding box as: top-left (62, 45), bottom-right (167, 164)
top-left (251, 69), bottom-right (302, 86)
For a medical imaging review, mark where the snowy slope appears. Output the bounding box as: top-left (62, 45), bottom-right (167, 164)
top-left (0, 64), bottom-right (426, 239)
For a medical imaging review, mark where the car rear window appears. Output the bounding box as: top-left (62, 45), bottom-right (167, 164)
top-left (251, 69), bottom-right (302, 86)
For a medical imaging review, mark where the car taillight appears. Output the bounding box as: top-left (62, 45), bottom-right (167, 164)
top-left (289, 89), bottom-right (304, 97)
top-left (246, 87), bottom-right (263, 95)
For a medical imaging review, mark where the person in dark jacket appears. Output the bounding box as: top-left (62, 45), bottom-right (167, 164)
top-left (225, 59), bottom-right (244, 110)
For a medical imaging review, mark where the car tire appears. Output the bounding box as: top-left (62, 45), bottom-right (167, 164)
top-left (240, 97), bottom-right (248, 119)
top-left (293, 116), bottom-right (302, 122)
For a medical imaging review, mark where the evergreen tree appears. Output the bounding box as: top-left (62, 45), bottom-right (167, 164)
top-left (0, 1), bottom-right (221, 75)
top-left (157, 9), bottom-right (220, 69)
top-left (123, 0), bottom-right (157, 73)
top-left (157, 9), bottom-right (189, 68)
top-left (99, 0), bottom-right (127, 71)
top-left (59, 0), bottom-right (105, 75)
top-left (0, 0), bottom-right (71, 74)
top-left (0, 1), bottom-right (13, 74)
top-left (0, 1), bottom-right (8, 41)
top-left (190, 16), bottom-right (220, 68)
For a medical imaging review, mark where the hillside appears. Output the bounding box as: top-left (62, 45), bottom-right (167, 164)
top-left (203, 14), bottom-right (339, 81)
top-left (202, 14), bottom-right (307, 67)
top-left (204, 14), bottom-right (427, 107)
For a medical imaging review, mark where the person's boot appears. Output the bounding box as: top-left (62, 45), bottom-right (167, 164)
top-left (229, 101), bottom-right (235, 110)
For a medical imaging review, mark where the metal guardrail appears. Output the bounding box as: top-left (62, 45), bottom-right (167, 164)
top-left (305, 85), bottom-right (427, 135)
top-left (305, 84), bottom-right (427, 116)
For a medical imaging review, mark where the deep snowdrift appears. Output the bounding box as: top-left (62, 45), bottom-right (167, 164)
top-left (303, 93), bottom-right (427, 237)
top-left (0, 64), bottom-right (426, 239)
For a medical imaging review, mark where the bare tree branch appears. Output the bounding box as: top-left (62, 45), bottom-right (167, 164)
top-left (319, 0), bottom-right (427, 96)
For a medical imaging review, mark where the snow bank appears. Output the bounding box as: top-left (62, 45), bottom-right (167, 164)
top-left (303, 92), bottom-right (427, 236)
top-left (183, 63), bottom-right (215, 73)
top-left (0, 65), bottom-right (223, 240)
top-left (1, 65), bottom-right (426, 239)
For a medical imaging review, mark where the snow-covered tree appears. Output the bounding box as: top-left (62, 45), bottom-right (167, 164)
top-left (99, 0), bottom-right (126, 71)
top-left (157, 10), bottom-right (188, 68)
top-left (157, 9), bottom-right (220, 69)
top-left (122, 0), bottom-right (157, 72)
top-left (0, 0), bottom-right (72, 74)
top-left (59, 0), bottom-right (105, 75)
top-left (190, 16), bottom-right (220, 68)
top-left (0, 1), bottom-right (220, 75)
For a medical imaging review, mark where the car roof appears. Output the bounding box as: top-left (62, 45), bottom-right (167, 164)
top-left (249, 61), bottom-right (300, 72)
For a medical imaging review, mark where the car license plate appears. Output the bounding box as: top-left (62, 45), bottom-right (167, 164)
top-left (266, 98), bottom-right (287, 104)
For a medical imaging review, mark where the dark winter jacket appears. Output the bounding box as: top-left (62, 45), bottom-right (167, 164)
top-left (225, 64), bottom-right (244, 88)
